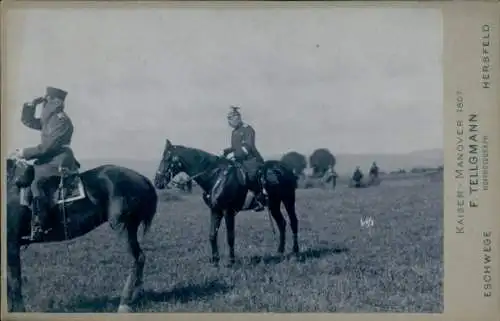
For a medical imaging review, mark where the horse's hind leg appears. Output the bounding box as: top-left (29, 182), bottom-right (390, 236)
top-left (283, 192), bottom-right (299, 255)
top-left (7, 242), bottom-right (25, 312)
top-left (268, 198), bottom-right (286, 255)
top-left (118, 222), bottom-right (145, 313)
top-left (224, 211), bottom-right (236, 266)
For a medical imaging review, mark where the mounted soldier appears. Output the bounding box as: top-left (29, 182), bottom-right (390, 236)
top-left (368, 161), bottom-right (380, 186)
top-left (222, 106), bottom-right (267, 212)
top-left (369, 161), bottom-right (379, 178)
top-left (325, 165), bottom-right (338, 189)
top-left (14, 86), bottom-right (80, 241)
top-left (352, 166), bottom-right (364, 188)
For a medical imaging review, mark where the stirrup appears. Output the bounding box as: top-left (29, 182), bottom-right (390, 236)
top-left (253, 200), bottom-right (266, 212)
top-left (30, 218), bottom-right (52, 240)
top-left (30, 226), bottom-right (44, 241)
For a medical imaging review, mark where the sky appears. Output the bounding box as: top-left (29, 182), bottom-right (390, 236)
top-left (5, 6), bottom-right (443, 161)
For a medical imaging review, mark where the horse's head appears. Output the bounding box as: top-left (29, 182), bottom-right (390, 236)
top-left (6, 154), bottom-right (35, 191)
top-left (154, 139), bottom-right (184, 190)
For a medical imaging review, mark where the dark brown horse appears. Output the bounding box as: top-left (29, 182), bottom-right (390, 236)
top-left (6, 155), bottom-right (158, 313)
top-left (154, 139), bottom-right (299, 266)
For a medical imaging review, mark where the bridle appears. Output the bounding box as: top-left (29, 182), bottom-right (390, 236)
top-left (156, 152), bottom-right (223, 188)
top-left (156, 155), bottom-right (180, 186)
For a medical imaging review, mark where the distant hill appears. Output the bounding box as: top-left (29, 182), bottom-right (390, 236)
top-left (78, 148), bottom-right (443, 179)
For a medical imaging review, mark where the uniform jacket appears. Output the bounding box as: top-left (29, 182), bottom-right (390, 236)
top-left (21, 102), bottom-right (78, 171)
top-left (369, 165), bottom-right (379, 176)
top-left (227, 123), bottom-right (264, 163)
top-left (352, 169), bottom-right (363, 182)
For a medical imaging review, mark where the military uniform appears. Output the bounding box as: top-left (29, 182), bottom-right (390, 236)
top-left (352, 167), bottom-right (363, 187)
top-left (226, 123), bottom-right (264, 184)
top-left (19, 86), bottom-right (79, 240)
top-left (326, 166), bottom-right (337, 188)
top-left (224, 106), bottom-right (266, 211)
top-left (369, 162), bottom-right (379, 177)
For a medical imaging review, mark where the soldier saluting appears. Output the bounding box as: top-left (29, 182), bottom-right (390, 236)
top-left (222, 106), bottom-right (266, 212)
top-left (14, 86), bottom-right (79, 241)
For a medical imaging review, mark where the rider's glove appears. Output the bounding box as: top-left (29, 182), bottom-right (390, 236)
top-left (14, 148), bottom-right (25, 159)
top-left (32, 96), bottom-right (47, 105)
top-left (222, 148), bottom-right (233, 156)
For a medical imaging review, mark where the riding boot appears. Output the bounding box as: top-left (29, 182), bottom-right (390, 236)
top-left (30, 197), bottom-right (51, 241)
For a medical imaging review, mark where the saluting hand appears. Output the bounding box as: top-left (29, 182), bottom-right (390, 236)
top-left (31, 96), bottom-right (46, 106)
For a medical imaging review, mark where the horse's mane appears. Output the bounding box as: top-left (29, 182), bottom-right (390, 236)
top-left (174, 145), bottom-right (225, 165)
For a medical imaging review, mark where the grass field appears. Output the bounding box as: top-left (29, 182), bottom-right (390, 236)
top-left (19, 174), bottom-right (443, 313)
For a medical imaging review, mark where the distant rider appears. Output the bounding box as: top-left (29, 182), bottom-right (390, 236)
top-left (352, 166), bottom-right (364, 188)
top-left (369, 161), bottom-right (379, 178)
top-left (326, 165), bottom-right (338, 189)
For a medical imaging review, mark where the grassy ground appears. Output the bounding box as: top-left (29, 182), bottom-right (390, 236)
top-left (19, 175), bottom-right (443, 313)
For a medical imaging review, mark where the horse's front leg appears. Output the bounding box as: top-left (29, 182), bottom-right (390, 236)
top-left (224, 211), bottom-right (236, 266)
top-left (7, 242), bottom-right (26, 312)
top-left (209, 210), bottom-right (223, 265)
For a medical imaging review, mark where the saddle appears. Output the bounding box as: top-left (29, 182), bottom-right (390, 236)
top-left (20, 165), bottom-right (86, 209)
top-left (230, 162), bottom-right (250, 185)
top-left (202, 163), bottom-right (249, 209)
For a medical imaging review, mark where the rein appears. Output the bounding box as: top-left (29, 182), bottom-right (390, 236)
top-left (7, 154), bottom-right (34, 166)
top-left (159, 153), bottom-right (233, 188)
top-left (6, 155), bottom-right (33, 184)
top-left (185, 168), bottom-right (215, 182)
top-left (168, 170), bottom-right (209, 189)
top-left (157, 162), bottom-right (219, 189)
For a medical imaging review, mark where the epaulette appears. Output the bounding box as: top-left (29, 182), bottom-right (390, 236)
top-left (242, 123), bottom-right (249, 128)
top-left (56, 112), bottom-right (66, 120)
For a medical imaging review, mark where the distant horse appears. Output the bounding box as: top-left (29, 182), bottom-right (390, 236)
top-left (348, 174), bottom-right (381, 188)
top-left (368, 174), bottom-right (381, 186)
top-left (6, 155), bottom-right (158, 313)
top-left (154, 139), bottom-right (299, 266)
top-left (170, 173), bottom-right (193, 193)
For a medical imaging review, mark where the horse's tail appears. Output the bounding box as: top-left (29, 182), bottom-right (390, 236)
top-left (141, 177), bottom-right (158, 237)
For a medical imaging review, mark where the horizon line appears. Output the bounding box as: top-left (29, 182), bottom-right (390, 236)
top-left (79, 147), bottom-right (443, 161)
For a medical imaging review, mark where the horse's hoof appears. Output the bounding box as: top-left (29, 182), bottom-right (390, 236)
top-left (225, 258), bottom-right (236, 268)
top-left (117, 304), bottom-right (133, 313)
top-left (291, 253), bottom-right (304, 263)
top-left (9, 303), bottom-right (26, 313)
top-left (131, 287), bottom-right (144, 302)
top-left (210, 257), bottom-right (220, 266)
